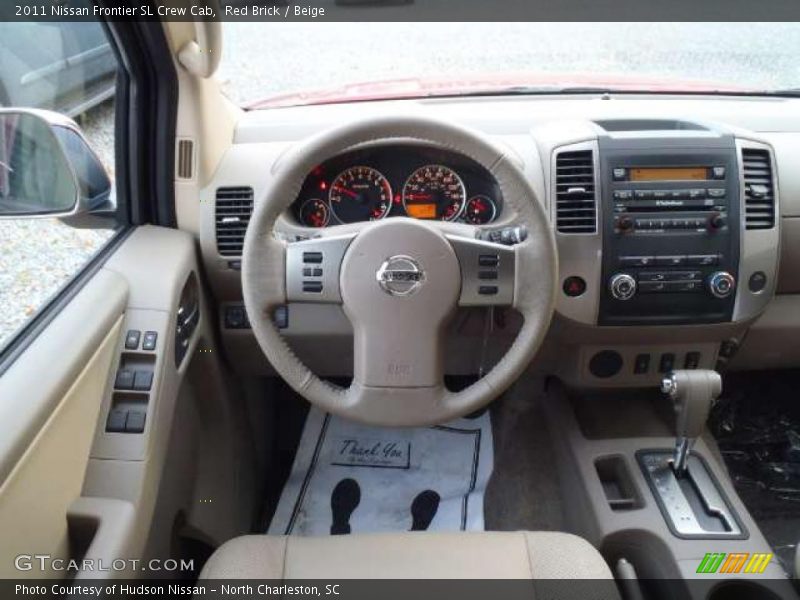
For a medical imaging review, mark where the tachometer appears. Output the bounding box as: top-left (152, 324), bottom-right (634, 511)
top-left (298, 198), bottom-right (330, 228)
top-left (402, 165), bottom-right (466, 221)
top-left (329, 166), bottom-right (393, 224)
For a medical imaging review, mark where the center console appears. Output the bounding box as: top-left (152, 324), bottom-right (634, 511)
top-left (599, 127), bottom-right (741, 325)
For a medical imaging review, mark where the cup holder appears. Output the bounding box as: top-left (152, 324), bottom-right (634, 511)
top-left (707, 581), bottom-right (783, 600)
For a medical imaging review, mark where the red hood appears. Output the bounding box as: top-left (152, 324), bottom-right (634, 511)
top-left (247, 72), bottom-right (748, 109)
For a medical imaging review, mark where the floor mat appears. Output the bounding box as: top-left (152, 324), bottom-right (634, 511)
top-left (268, 408), bottom-right (493, 536)
top-left (709, 370), bottom-right (800, 575)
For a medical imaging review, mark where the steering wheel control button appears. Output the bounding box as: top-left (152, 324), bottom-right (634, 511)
top-left (478, 270), bottom-right (499, 280)
top-left (302, 281), bottom-right (324, 293)
top-left (563, 276), bottom-right (587, 298)
top-left (114, 369), bottom-right (135, 390)
top-left (303, 251), bottom-right (323, 264)
top-left (142, 331), bottom-right (158, 351)
top-left (124, 330), bottom-right (141, 350)
top-left (633, 353), bottom-right (650, 375)
top-left (659, 353), bottom-right (676, 373)
top-left (589, 350), bottom-right (623, 379)
top-left (609, 273), bottom-right (637, 301)
top-left (478, 254), bottom-right (500, 267)
top-left (478, 285), bottom-right (499, 295)
top-left (376, 255), bottom-right (425, 297)
top-left (708, 271), bottom-right (736, 299)
top-left (748, 271), bottom-right (767, 293)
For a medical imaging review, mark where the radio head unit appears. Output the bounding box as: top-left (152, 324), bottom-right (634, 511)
top-left (598, 133), bottom-right (740, 326)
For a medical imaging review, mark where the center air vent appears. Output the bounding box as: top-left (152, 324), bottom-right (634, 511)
top-left (215, 187), bottom-right (253, 256)
top-left (741, 148), bottom-right (775, 230)
top-left (554, 149), bottom-right (597, 234)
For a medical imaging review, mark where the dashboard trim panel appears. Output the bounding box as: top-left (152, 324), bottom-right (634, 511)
top-left (550, 140), bottom-right (603, 326)
top-left (733, 138), bottom-right (781, 322)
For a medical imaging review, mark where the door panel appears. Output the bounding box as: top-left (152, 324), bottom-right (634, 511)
top-left (0, 269), bottom-right (127, 578)
top-left (0, 226), bottom-right (244, 580)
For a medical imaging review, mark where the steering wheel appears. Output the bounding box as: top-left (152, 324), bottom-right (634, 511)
top-left (242, 116), bottom-right (557, 426)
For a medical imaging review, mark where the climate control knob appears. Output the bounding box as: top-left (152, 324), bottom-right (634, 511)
top-left (609, 273), bottom-right (637, 301)
top-left (708, 271), bottom-right (736, 299)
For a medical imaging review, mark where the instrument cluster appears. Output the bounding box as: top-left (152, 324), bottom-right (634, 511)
top-left (291, 145), bottom-right (503, 228)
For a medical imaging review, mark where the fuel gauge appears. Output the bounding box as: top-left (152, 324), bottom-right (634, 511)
top-left (465, 195), bottom-right (497, 225)
top-left (298, 198), bottom-right (330, 228)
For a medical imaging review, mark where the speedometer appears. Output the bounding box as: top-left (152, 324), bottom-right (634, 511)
top-left (402, 165), bottom-right (466, 221)
top-left (329, 166), bottom-right (393, 224)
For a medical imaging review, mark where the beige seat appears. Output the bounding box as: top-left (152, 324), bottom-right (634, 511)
top-left (200, 531), bottom-right (618, 588)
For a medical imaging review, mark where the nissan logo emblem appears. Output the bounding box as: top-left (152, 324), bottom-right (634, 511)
top-left (376, 255), bottom-right (425, 297)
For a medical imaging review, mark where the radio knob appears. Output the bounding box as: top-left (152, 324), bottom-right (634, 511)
top-left (708, 213), bottom-right (726, 230)
top-left (617, 216), bottom-right (635, 232)
top-left (708, 271), bottom-right (736, 299)
top-left (609, 273), bottom-right (637, 301)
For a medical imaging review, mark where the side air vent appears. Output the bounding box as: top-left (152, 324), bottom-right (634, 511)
top-left (742, 148), bottom-right (775, 230)
top-left (554, 150), bottom-right (597, 234)
top-left (176, 138), bottom-right (194, 180)
top-left (215, 187), bottom-right (254, 256)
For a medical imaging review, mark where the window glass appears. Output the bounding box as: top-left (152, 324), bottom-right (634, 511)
top-left (0, 15), bottom-right (120, 351)
top-left (218, 23), bottom-right (800, 107)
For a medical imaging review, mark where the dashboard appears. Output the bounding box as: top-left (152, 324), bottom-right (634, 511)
top-left (288, 145), bottom-right (503, 227)
top-left (199, 93), bottom-right (800, 387)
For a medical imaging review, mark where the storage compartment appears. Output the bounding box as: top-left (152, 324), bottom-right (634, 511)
top-left (595, 455), bottom-right (644, 511)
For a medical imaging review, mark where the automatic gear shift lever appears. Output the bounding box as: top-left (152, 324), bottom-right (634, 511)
top-left (661, 369), bottom-right (722, 476)
top-left (641, 369), bottom-right (741, 537)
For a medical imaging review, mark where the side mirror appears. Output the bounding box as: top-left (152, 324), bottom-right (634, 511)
top-left (0, 108), bottom-right (112, 223)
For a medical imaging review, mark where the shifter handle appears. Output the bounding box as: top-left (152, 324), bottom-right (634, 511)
top-left (662, 369), bottom-right (722, 474)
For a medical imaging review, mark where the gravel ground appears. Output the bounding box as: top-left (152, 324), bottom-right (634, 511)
top-left (2, 22), bottom-right (800, 349)
top-left (0, 101), bottom-right (116, 350)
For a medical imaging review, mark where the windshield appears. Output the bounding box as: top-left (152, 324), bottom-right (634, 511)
top-left (218, 23), bottom-right (800, 108)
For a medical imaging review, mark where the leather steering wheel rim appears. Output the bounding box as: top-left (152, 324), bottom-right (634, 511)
top-left (242, 116), bottom-right (557, 426)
